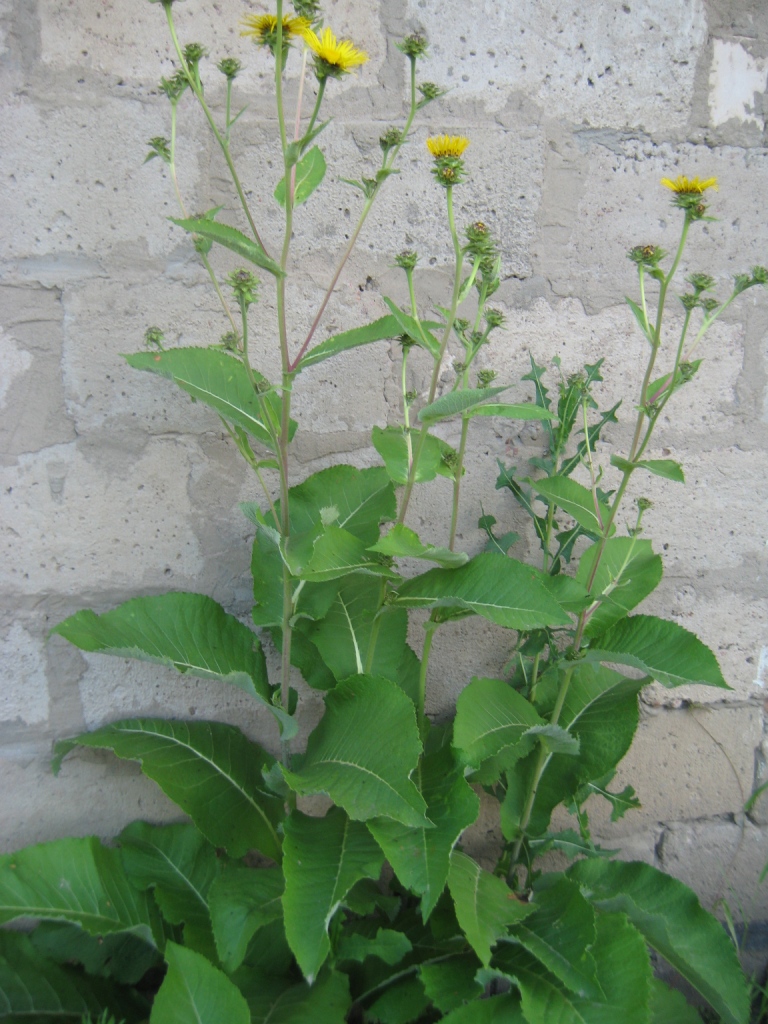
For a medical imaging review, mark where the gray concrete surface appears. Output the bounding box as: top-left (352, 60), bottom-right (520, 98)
top-left (1, 0), bottom-right (767, 941)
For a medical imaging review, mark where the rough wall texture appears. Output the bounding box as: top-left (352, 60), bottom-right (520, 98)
top-left (1, 0), bottom-right (767, 947)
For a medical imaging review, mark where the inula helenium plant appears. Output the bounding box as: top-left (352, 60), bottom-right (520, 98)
top-left (1, 2), bottom-right (766, 1022)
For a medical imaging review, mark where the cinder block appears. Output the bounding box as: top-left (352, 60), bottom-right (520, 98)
top-left (404, 0), bottom-right (706, 130)
top-left (0, 624), bottom-right (50, 726)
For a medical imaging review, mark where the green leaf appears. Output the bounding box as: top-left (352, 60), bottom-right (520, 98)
top-left (439, 994), bottom-right (526, 1023)
top-left (575, 777), bottom-right (641, 822)
top-left (251, 520), bottom-right (287, 628)
top-left (126, 347), bottom-right (294, 451)
top-left (382, 297), bottom-right (441, 358)
top-left (368, 524), bottom-right (469, 568)
top-left (469, 403), bottom-right (557, 422)
top-left (448, 852), bottom-right (532, 966)
top-left (528, 476), bottom-right (612, 536)
top-left (453, 677), bottom-right (545, 771)
top-left (297, 314), bottom-right (401, 371)
top-left (0, 837), bottom-right (155, 939)
top-left (625, 295), bottom-right (654, 343)
top-left (506, 877), bottom-right (600, 999)
top-left (649, 978), bottom-right (704, 1024)
top-left (367, 744), bottom-right (479, 921)
top-left (119, 822), bottom-right (220, 961)
top-left (169, 215), bottom-right (284, 277)
top-left (151, 941), bottom-right (250, 1024)
top-left (394, 553), bottom-right (571, 631)
top-left (419, 955), bottom-right (483, 1012)
top-left (287, 465), bottom-right (396, 545)
top-left (528, 829), bottom-right (617, 860)
top-left (284, 675), bottom-right (430, 828)
top-left (419, 386), bottom-right (508, 424)
top-left (53, 719), bottom-right (284, 861)
top-left (337, 927), bottom-right (412, 966)
top-left (208, 864), bottom-right (284, 973)
top-left (576, 538), bottom-right (663, 638)
top-left (583, 614), bottom-right (729, 688)
top-left (30, 921), bottom-right (160, 985)
top-left (0, 931), bottom-right (148, 1024)
top-left (368, 977), bottom-right (430, 1024)
top-left (570, 860), bottom-right (750, 1024)
top-left (611, 454), bottom-right (685, 482)
top-left (282, 808), bottom-right (384, 982)
top-left (274, 145), bottom-right (326, 207)
top-left (238, 969), bottom-right (352, 1024)
top-left (300, 526), bottom-right (400, 582)
top-left (52, 591), bottom-right (271, 701)
top-left (523, 723), bottom-right (580, 755)
top-left (496, 911), bottom-right (652, 1024)
top-left (372, 425), bottom-right (458, 485)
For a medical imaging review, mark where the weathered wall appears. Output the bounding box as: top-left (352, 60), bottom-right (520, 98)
top-left (1, 0), bottom-right (767, 941)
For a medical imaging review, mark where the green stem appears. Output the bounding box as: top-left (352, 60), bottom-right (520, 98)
top-left (418, 620), bottom-right (439, 732)
top-left (363, 580), bottom-right (388, 674)
top-left (448, 416), bottom-right (469, 550)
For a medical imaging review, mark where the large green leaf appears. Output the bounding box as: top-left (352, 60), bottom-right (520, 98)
top-left (453, 677), bottom-right (545, 771)
top-left (151, 941), bottom-right (250, 1024)
top-left (469, 403), bottom-right (557, 422)
top-left (298, 314), bottom-right (401, 371)
top-left (440, 994), bottom-right (526, 1022)
top-left (208, 864), bottom-right (284, 973)
top-left (394, 553), bottom-right (571, 630)
top-left (419, 386), bottom-right (508, 424)
top-left (419, 955), bottom-right (483, 1012)
top-left (368, 524), bottom-right (469, 568)
top-left (528, 476), bottom-right (612, 536)
top-left (287, 465), bottom-right (396, 545)
top-left (372, 425), bottom-right (457, 485)
top-left (126, 347), bottom-right (296, 451)
top-left (251, 520), bottom-right (287, 628)
top-left (237, 968), bottom-right (352, 1023)
top-left (506, 877), bottom-right (600, 999)
top-left (336, 928), bottom-right (412, 966)
top-left (274, 145), bottom-right (326, 207)
top-left (299, 526), bottom-right (400, 583)
top-left (52, 591), bottom-right (271, 701)
top-left (611, 454), bottom-right (685, 483)
top-left (284, 675), bottom-right (430, 828)
top-left (0, 931), bottom-right (148, 1023)
top-left (576, 538), bottom-right (663, 638)
top-left (30, 921), bottom-right (160, 985)
top-left (649, 979), bottom-right (703, 1024)
top-left (496, 912), bottom-right (652, 1024)
top-left (119, 821), bottom-right (221, 961)
top-left (54, 719), bottom-right (284, 861)
top-left (569, 859), bottom-right (750, 1024)
top-left (502, 665), bottom-right (644, 840)
top-left (368, 744), bottom-right (479, 921)
top-left (368, 977), bottom-right (430, 1024)
top-left (169, 215), bottom-right (284, 277)
top-left (0, 837), bottom-right (155, 939)
top-left (282, 808), bottom-right (384, 982)
top-left (583, 614), bottom-right (729, 688)
top-left (448, 851), bottom-right (532, 967)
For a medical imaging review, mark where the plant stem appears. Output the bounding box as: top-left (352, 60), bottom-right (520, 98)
top-left (418, 620), bottom-right (439, 732)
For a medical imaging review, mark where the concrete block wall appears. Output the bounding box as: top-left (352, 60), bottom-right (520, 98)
top-left (1, 0), bottom-right (767, 941)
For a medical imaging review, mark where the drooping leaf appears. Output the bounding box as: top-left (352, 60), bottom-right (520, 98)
top-left (169, 215), bottom-right (284, 277)
top-left (382, 297), bottom-right (441, 358)
top-left (394, 553), bottom-right (571, 631)
top-left (583, 614), bottom-right (729, 688)
top-left (453, 676), bottom-right (545, 771)
top-left (368, 524), bottom-right (469, 568)
top-left (506, 877), bottom-right (600, 999)
top-left (528, 476), bottom-right (612, 536)
top-left (0, 930), bottom-right (148, 1024)
top-left (625, 295), bottom-right (654, 343)
top-left (282, 808), bottom-right (384, 982)
top-left (496, 911), bottom-right (652, 1024)
top-left (299, 526), bottom-right (400, 583)
top-left (208, 864), bottom-right (284, 973)
top-left (297, 315), bottom-right (401, 371)
top-left (419, 386), bottom-right (508, 424)
top-left (576, 538), bottom-right (663, 638)
top-left (126, 347), bottom-right (294, 451)
top-left (119, 822), bottom-right (221, 961)
top-left (336, 927), bottom-right (412, 966)
top-left (372, 425), bottom-right (457, 485)
top-left (150, 941), bottom-right (250, 1024)
top-left (274, 145), bottom-right (326, 207)
top-left (368, 744), bottom-right (479, 921)
top-left (52, 591), bottom-right (271, 701)
top-left (569, 859), bottom-right (750, 1024)
top-left (0, 837), bottom-right (155, 940)
top-left (469, 403), bottom-right (557, 422)
top-left (283, 675), bottom-right (430, 828)
top-left (30, 921), bottom-right (161, 985)
top-left (53, 719), bottom-right (284, 861)
top-left (611, 454), bottom-right (685, 483)
top-left (447, 851), bottom-right (532, 967)
top-left (238, 968), bottom-right (352, 1024)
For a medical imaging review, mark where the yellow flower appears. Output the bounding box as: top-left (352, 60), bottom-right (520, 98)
top-left (660, 175), bottom-right (718, 195)
top-left (426, 135), bottom-right (470, 159)
top-left (241, 14), bottom-right (311, 45)
top-left (304, 27), bottom-right (368, 76)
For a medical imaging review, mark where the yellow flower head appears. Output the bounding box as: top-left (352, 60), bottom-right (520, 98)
top-left (660, 176), bottom-right (718, 195)
top-left (304, 27), bottom-right (368, 77)
top-left (241, 13), bottom-right (311, 46)
top-left (426, 135), bottom-right (470, 159)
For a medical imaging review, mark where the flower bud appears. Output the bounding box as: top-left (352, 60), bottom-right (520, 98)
top-left (217, 57), bottom-right (242, 80)
top-left (227, 269), bottom-right (260, 306)
top-left (144, 326), bottom-right (165, 349)
top-left (394, 250), bottom-right (419, 271)
top-left (397, 33), bottom-right (429, 59)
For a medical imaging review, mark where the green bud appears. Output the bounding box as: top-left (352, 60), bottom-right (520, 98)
top-left (183, 42), bottom-right (208, 67)
top-left (733, 272), bottom-right (752, 295)
top-left (453, 360), bottom-right (467, 374)
top-left (144, 136), bottom-right (171, 164)
top-left (398, 333), bottom-right (416, 351)
top-left (484, 308), bottom-right (505, 329)
top-left (628, 244), bottom-right (666, 267)
top-left (441, 449), bottom-right (460, 470)
top-left (394, 249), bottom-right (419, 271)
top-left (686, 272), bottom-right (715, 293)
top-left (397, 33), bottom-right (429, 59)
top-left (159, 71), bottom-right (189, 102)
top-left (477, 368), bottom-right (498, 388)
top-left (227, 268), bottom-right (260, 306)
top-left (636, 497), bottom-right (653, 513)
top-left (751, 265), bottom-right (768, 285)
top-left (220, 330), bottom-right (240, 351)
top-left (144, 326), bottom-right (165, 349)
top-left (217, 57), bottom-right (242, 80)
top-left (405, 389), bottom-right (418, 404)
top-left (417, 81), bottom-right (443, 104)
top-left (700, 297), bottom-right (719, 313)
top-left (379, 126), bottom-right (403, 152)
top-left (679, 293), bottom-right (699, 312)
top-left (292, 0), bottom-right (321, 21)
